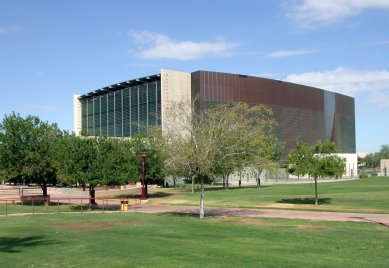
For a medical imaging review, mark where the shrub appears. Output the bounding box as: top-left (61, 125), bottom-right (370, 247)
top-left (371, 173), bottom-right (378, 177)
top-left (359, 174), bottom-right (368, 179)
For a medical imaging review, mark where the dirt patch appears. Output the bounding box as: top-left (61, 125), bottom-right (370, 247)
top-left (211, 217), bottom-right (330, 230)
top-left (151, 199), bottom-right (191, 205)
top-left (260, 202), bottom-right (340, 210)
top-left (219, 217), bottom-right (261, 225)
top-left (53, 218), bottom-right (145, 231)
top-left (259, 203), bottom-right (384, 214)
top-left (209, 216), bottom-right (283, 226)
top-left (117, 219), bottom-right (145, 226)
top-left (260, 203), bottom-right (298, 209)
top-left (54, 222), bottom-right (114, 231)
top-left (161, 189), bottom-right (188, 195)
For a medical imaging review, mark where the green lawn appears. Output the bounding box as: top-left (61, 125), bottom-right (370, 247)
top-left (0, 202), bottom-right (118, 216)
top-left (1, 212), bottom-right (388, 267)
top-left (3, 177), bottom-right (386, 216)
top-left (116, 177), bottom-right (389, 214)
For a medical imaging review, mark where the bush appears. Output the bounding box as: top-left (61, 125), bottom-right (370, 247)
top-left (371, 173), bottom-right (378, 177)
top-left (359, 174), bottom-right (368, 179)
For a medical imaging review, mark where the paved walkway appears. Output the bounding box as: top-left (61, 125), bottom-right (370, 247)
top-left (135, 204), bottom-right (389, 226)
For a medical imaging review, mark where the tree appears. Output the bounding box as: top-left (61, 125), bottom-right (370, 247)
top-left (378, 145), bottom-right (389, 160)
top-left (287, 140), bottom-right (346, 205)
top-left (158, 101), bottom-right (278, 218)
top-left (363, 153), bottom-right (379, 168)
top-left (0, 112), bottom-right (61, 196)
top-left (249, 135), bottom-right (282, 188)
top-left (54, 134), bottom-right (102, 203)
top-left (209, 104), bottom-right (279, 189)
top-left (125, 133), bottom-right (165, 196)
top-left (287, 141), bottom-right (313, 179)
top-left (98, 137), bottom-right (133, 186)
top-left (150, 127), bottom-right (185, 188)
top-left (54, 134), bottom-right (134, 204)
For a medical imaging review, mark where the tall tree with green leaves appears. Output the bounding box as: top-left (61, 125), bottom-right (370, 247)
top-left (99, 138), bottom-right (134, 185)
top-left (159, 101), bottom-right (278, 218)
top-left (378, 145), bottom-right (389, 159)
top-left (0, 112), bottom-right (61, 196)
top-left (125, 134), bottom-right (165, 196)
top-left (54, 134), bottom-right (102, 203)
top-left (287, 140), bottom-right (346, 205)
top-left (54, 134), bottom-right (134, 204)
top-left (209, 103), bottom-right (279, 189)
top-left (287, 141), bottom-right (312, 179)
top-left (150, 126), bottom-right (191, 189)
top-left (249, 135), bottom-right (282, 188)
top-left (362, 153), bottom-right (379, 168)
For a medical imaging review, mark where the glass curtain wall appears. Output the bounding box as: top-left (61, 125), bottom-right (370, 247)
top-left (80, 80), bottom-right (161, 137)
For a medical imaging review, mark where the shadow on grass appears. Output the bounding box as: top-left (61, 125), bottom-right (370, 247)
top-left (162, 212), bottom-right (200, 218)
top-left (277, 197), bottom-right (332, 205)
top-left (67, 204), bottom-right (123, 212)
top-left (0, 235), bottom-right (58, 253)
top-left (349, 217), bottom-right (389, 228)
top-left (116, 192), bottom-right (174, 199)
top-left (200, 185), bottom-right (270, 192)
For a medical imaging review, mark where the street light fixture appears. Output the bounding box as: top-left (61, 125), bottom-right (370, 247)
top-left (140, 152), bottom-right (147, 200)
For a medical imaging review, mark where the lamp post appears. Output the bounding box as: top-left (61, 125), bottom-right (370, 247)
top-left (140, 152), bottom-right (147, 200)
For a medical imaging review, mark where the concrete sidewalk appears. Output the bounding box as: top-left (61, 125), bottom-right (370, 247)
top-left (135, 204), bottom-right (389, 226)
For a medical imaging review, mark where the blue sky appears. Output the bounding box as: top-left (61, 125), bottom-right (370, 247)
top-left (0, 0), bottom-right (388, 152)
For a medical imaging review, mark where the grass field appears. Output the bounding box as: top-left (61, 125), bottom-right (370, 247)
top-left (1, 212), bottom-right (388, 267)
top-left (112, 177), bottom-right (389, 214)
top-left (0, 198), bottom-right (138, 216)
top-left (1, 178), bottom-right (388, 267)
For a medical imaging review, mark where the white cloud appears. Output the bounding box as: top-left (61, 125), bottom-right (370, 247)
top-left (364, 90), bottom-right (389, 108)
top-left (285, 67), bottom-right (389, 107)
top-left (266, 49), bottom-right (316, 58)
top-left (129, 31), bottom-right (238, 60)
top-left (288, 0), bottom-right (389, 27)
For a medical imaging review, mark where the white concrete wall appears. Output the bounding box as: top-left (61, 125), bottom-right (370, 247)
top-left (73, 95), bottom-right (82, 136)
top-left (380, 159), bottom-right (389, 176)
top-left (160, 69), bottom-right (192, 134)
top-left (336, 153), bottom-right (358, 178)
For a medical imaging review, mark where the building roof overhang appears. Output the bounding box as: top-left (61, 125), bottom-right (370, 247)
top-left (79, 73), bottom-right (160, 99)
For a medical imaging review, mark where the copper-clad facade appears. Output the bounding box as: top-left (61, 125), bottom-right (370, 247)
top-left (192, 71), bottom-right (356, 154)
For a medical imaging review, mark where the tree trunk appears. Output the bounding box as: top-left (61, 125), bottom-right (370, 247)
top-left (40, 181), bottom-right (49, 205)
top-left (89, 184), bottom-right (96, 206)
top-left (222, 175), bottom-right (225, 188)
top-left (256, 170), bottom-right (261, 189)
top-left (173, 176), bottom-right (176, 188)
top-left (191, 176), bottom-right (195, 193)
top-left (41, 181), bottom-right (48, 197)
top-left (314, 177), bottom-right (318, 205)
top-left (199, 177), bottom-right (205, 219)
top-left (226, 174), bottom-right (229, 189)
